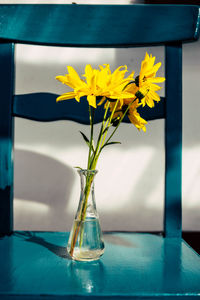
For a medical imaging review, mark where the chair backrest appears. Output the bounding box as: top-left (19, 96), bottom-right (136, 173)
top-left (0, 4), bottom-right (199, 237)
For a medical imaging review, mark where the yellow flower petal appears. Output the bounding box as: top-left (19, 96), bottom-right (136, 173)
top-left (147, 77), bottom-right (165, 83)
top-left (67, 66), bottom-right (85, 88)
top-left (97, 96), bottom-right (106, 106)
top-left (56, 75), bottom-right (75, 89)
top-left (56, 92), bottom-right (77, 102)
top-left (87, 95), bottom-right (96, 108)
top-left (128, 107), bottom-right (147, 131)
top-left (84, 64), bottom-right (93, 86)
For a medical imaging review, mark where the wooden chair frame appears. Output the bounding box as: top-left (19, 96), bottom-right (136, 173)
top-left (0, 4), bottom-right (200, 299)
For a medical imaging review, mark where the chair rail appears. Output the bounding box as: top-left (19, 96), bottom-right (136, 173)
top-left (13, 93), bottom-right (165, 123)
top-left (0, 4), bottom-right (199, 47)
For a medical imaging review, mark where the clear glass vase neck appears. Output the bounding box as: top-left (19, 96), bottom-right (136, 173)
top-left (76, 169), bottom-right (98, 220)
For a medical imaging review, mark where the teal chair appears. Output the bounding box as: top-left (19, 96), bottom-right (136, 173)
top-left (0, 4), bottom-right (200, 299)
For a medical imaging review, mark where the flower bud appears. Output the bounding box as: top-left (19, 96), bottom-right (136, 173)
top-left (111, 116), bottom-right (121, 127)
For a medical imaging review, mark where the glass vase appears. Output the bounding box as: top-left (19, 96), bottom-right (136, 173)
top-left (67, 169), bottom-right (105, 261)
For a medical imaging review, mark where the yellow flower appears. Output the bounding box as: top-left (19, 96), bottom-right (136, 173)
top-left (134, 52), bottom-right (165, 107)
top-left (56, 65), bottom-right (99, 108)
top-left (56, 64), bottom-right (135, 109)
top-left (99, 65), bottom-right (134, 95)
top-left (109, 98), bottom-right (147, 132)
top-left (139, 83), bottom-right (162, 108)
top-left (128, 102), bottom-right (147, 132)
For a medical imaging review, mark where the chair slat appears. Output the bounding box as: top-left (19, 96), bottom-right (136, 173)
top-left (13, 93), bottom-right (165, 123)
top-left (164, 44), bottom-right (182, 238)
top-left (0, 43), bottom-right (14, 235)
top-left (0, 4), bottom-right (199, 47)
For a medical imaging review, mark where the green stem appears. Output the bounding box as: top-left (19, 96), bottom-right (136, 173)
top-left (87, 106), bottom-right (95, 170)
top-left (88, 101), bottom-right (109, 170)
top-left (69, 173), bottom-right (94, 256)
top-left (104, 97), bottom-right (138, 146)
top-left (69, 106), bottom-right (96, 256)
top-left (69, 96), bottom-right (138, 257)
top-left (99, 99), bottom-right (120, 150)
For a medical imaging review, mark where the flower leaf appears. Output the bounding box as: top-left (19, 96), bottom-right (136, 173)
top-left (102, 127), bottom-right (109, 135)
top-left (74, 166), bottom-right (84, 170)
top-left (100, 141), bottom-right (121, 152)
top-left (79, 131), bottom-right (94, 152)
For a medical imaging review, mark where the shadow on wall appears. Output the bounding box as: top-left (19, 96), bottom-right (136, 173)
top-left (14, 149), bottom-right (75, 231)
top-left (14, 147), bottom-right (165, 232)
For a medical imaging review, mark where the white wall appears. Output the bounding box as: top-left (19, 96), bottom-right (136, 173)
top-left (3, 0), bottom-right (200, 232)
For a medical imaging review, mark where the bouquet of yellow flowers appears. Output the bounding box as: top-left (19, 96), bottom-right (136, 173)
top-left (56, 53), bottom-right (165, 261)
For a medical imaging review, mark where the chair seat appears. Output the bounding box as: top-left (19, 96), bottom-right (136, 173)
top-left (0, 232), bottom-right (200, 299)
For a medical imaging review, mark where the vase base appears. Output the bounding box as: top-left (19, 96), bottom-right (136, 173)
top-left (67, 248), bottom-right (105, 262)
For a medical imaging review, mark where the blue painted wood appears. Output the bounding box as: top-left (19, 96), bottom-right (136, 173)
top-left (0, 232), bottom-right (200, 299)
top-left (13, 93), bottom-right (165, 123)
top-left (164, 44), bottom-right (182, 238)
top-left (0, 4), bottom-right (199, 299)
top-left (0, 5), bottom-right (199, 47)
top-left (0, 43), bottom-right (14, 236)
